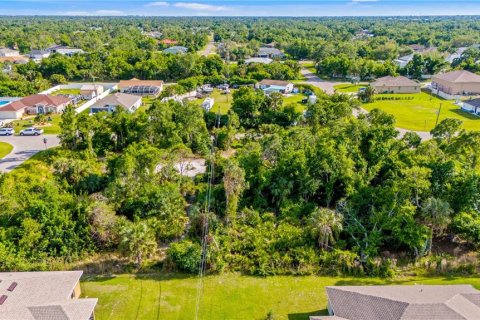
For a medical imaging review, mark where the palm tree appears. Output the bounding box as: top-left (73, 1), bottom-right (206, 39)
top-left (420, 197), bottom-right (452, 255)
top-left (308, 208), bottom-right (343, 250)
top-left (119, 221), bottom-right (158, 266)
top-left (358, 86), bottom-right (375, 103)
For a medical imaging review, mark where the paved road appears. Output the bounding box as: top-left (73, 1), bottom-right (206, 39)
top-left (0, 134), bottom-right (60, 172)
top-left (300, 68), bottom-right (348, 94)
top-left (200, 41), bottom-right (216, 56)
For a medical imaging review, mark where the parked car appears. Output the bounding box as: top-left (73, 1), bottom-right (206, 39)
top-left (19, 127), bottom-right (44, 136)
top-left (0, 127), bottom-right (14, 136)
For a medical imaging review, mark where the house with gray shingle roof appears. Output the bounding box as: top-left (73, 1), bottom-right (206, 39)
top-left (310, 285), bottom-right (480, 320)
top-left (432, 70), bottom-right (480, 95)
top-left (461, 98), bottom-right (480, 115)
top-left (0, 271), bottom-right (97, 320)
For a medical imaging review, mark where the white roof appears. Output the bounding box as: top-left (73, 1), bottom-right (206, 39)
top-left (245, 57), bottom-right (273, 64)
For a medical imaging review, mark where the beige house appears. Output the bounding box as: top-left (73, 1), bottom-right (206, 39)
top-left (0, 94), bottom-right (71, 119)
top-left (90, 92), bottom-right (142, 114)
top-left (312, 285), bottom-right (480, 320)
top-left (432, 70), bottom-right (480, 95)
top-left (0, 271), bottom-right (97, 320)
top-left (371, 76), bottom-right (420, 94)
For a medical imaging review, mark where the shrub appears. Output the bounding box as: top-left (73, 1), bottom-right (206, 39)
top-left (167, 240), bottom-right (202, 274)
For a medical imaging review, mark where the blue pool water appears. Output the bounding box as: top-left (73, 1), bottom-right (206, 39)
top-left (0, 101), bottom-right (9, 106)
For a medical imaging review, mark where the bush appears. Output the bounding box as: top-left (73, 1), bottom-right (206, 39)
top-left (167, 240), bottom-right (202, 274)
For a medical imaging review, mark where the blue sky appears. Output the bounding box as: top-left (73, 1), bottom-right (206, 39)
top-left (1, 0), bottom-right (480, 16)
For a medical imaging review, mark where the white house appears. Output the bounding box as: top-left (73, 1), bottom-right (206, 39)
top-left (29, 50), bottom-right (51, 62)
top-left (90, 93), bottom-right (142, 114)
top-left (257, 79), bottom-right (294, 94)
top-left (394, 54), bottom-right (414, 68)
top-left (80, 84), bottom-right (104, 100)
top-left (0, 48), bottom-right (20, 57)
top-left (201, 98), bottom-right (214, 112)
top-left (245, 57), bottom-right (273, 65)
top-left (461, 98), bottom-right (480, 116)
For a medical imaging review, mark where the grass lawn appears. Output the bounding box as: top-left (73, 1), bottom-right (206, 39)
top-left (0, 142), bottom-right (13, 159)
top-left (284, 94), bottom-right (307, 113)
top-left (196, 89), bottom-right (234, 115)
top-left (53, 89), bottom-right (80, 95)
top-left (82, 273), bottom-right (480, 320)
top-left (11, 114), bottom-right (62, 135)
top-left (300, 61), bottom-right (317, 74)
top-left (363, 91), bottom-right (480, 131)
top-left (334, 84), bottom-right (367, 93)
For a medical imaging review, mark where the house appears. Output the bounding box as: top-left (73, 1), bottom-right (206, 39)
top-left (310, 285), bottom-right (480, 320)
top-left (461, 98), bottom-right (480, 115)
top-left (371, 76), bottom-right (420, 94)
top-left (257, 47), bottom-right (285, 59)
top-left (47, 45), bottom-right (84, 56)
top-left (90, 92), bottom-right (142, 114)
top-left (0, 48), bottom-right (20, 57)
top-left (162, 46), bottom-right (188, 54)
top-left (0, 271), bottom-right (97, 320)
top-left (160, 39), bottom-right (178, 45)
top-left (432, 70), bottom-right (480, 95)
top-left (0, 56), bottom-right (29, 64)
top-left (257, 80), bottom-right (294, 94)
top-left (245, 57), bottom-right (273, 65)
top-left (394, 54), bottom-right (414, 68)
top-left (201, 98), bottom-right (214, 112)
top-left (28, 50), bottom-right (51, 62)
top-left (80, 84), bottom-right (104, 100)
top-left (409, 44), bottom-right (426, 53)
top-left (118, 78), bottom-right (164, 97)
top-left (0, 94), bottom-right (71, 119)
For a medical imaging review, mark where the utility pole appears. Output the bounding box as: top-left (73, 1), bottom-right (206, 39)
top-left (435, 102), bottom-right (443, 127)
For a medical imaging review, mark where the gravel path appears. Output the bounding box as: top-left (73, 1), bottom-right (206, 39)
top-left (0, 134), bottom-right (60, 172)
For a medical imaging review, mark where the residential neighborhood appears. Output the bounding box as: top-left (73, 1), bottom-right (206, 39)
top-left (0, 9), bottom-right (480, 320)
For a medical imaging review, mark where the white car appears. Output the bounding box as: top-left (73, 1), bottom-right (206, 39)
top-left (0, 128), bottom-right (14, 136)
top-left (19, 127), bottom-right (44, 136)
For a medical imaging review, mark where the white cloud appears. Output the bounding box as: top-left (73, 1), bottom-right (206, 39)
top-left (173, 2), bottom-right (227, 12)
top-left (146, 2), bottom-right (170, 7)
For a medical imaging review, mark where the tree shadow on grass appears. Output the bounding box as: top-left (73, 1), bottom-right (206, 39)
top-left (288, 309), bottom-right (327, 320)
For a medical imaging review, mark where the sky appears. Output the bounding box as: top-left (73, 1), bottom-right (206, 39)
top-left (1, 0), bottom-right (480, 16)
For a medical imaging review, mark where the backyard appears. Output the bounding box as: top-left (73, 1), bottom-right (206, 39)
top-left (0, 142), bottom-right (13, 158)
top-left (82, 273), bottom-right (480, 320)
top-left (52, 88), bottom-right (81, 95)
top-left (363, 91), bottom-right (480, 131)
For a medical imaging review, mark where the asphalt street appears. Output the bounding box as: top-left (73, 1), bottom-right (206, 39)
top-left (0, 134), bottom-right (60, 172)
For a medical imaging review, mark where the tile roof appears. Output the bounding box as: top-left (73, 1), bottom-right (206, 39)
top-left (0, 271), bottom-right (97, 320)
top-left (433, 70), bottom-right (480, 83)
top-left (0, 94), bottom-right (71, 112)
top-left (372, 76), bottom-right (419, 87)
top-left (323, 285), bottom-right (480, 320)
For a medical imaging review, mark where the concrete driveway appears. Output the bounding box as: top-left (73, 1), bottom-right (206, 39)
top-left (0, 134), bottom-right (60, 172)
top-left (300, 68), bottom-right (348, 94)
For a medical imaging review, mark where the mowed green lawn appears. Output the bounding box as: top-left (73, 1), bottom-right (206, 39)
top-left (334, 84), bottom-right (367, 93)
top-left (81, 273), bottom-right (480, 320)
top-left (363, 92), bottom-right (480, 131)
top-left (0, 142), bottom-right (13, 158)
top-left (12, 114), bottom-right (62, 134)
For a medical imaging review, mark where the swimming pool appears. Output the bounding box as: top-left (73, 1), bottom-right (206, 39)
top-left (0, 101), bottom-right (9, 106)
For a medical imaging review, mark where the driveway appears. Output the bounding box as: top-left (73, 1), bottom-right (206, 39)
top-left (200, 41), bottom-right (216, 57)
top-left (300, 68), bottom-right (348, 94)
top-left (0, 134), bottom-right (60, 172)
